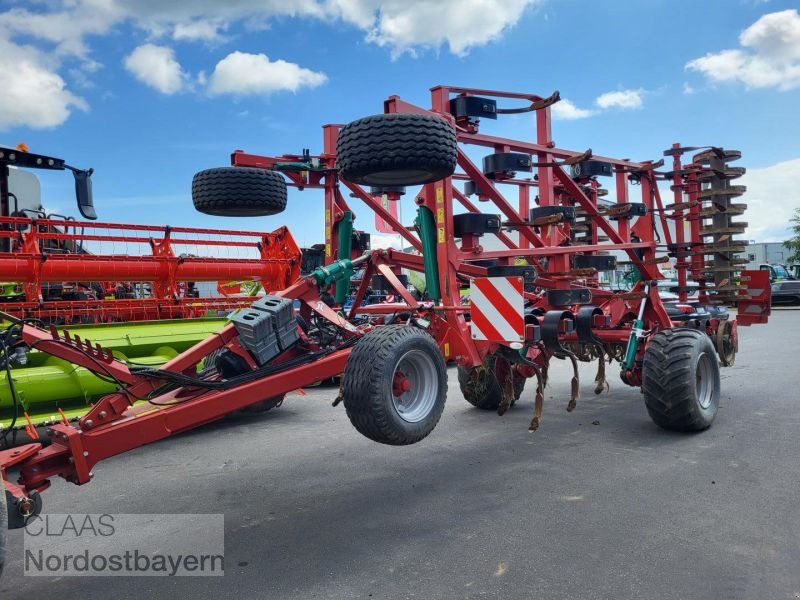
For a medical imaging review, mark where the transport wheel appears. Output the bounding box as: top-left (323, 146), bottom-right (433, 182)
top-left (343, 325), bottom-right (447, 445)
top-left (241, 395), bottom-right (284, 414)
top-left (336, 113), bottom-right (458, 186)
top-left (458, 353), bottom-right (526, 411)
top-left (192, 167), bottom-right (287, 216)
top-left (642, 329), bottom-right (720, 432)
top-left (1, 485), bottom-right (6, 579)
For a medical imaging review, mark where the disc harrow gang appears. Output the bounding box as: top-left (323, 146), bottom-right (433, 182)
top-left (665, 147), bottom-right (750, 303)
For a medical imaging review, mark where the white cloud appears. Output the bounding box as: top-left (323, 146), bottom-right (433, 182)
top-left (682, 82), bottom-right (695, 95)
top-left (595, 88), bottom-right (644, 109)
top-left (739, 157), bottom-right (800, 242)
top-left (0, 0), bottom-right (122, 58)
top-left (173, 20), bottom-right (227, 42)
top-left (686, 9), bottom-right (800, 91)
top-left (369, 232), bottom-right (402, 249)
top-left (0, 38), bottom-right (88, 130)
top-left (208, 51), bottom-right (327, 95)
top-left (124, 44), bottom-right (187, 94)
top-left (352, 0), bottom-right (538, 56)
top-left (0, 0), bottom-right (540, 129)
top-left (550, 99), bottom-right (595, 120)
top-left (2, 1), bottom-right (539, 61)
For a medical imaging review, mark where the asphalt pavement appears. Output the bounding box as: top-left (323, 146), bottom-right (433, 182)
top-left (2, 309), bottom-right (799, 599)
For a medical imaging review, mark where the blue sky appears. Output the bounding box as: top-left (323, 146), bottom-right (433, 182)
top-left (2, 0), bottom-right (799, 247)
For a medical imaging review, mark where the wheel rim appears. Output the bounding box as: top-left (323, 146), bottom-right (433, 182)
top-left (391, 349), bottom-right (438, 423)
top-left (696, 351), bottom-right (715, 409)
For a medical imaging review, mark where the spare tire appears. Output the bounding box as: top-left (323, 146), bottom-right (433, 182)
top-left (192, 167), bottom-right (287, 216)
top-left (336, 113), bottom-right (458, 186)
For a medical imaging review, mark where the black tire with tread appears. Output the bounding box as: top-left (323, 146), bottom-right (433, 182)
top-left (642, 328), bottom-right (720, 432)
top-left (192, 167), bottom-right (287, 216)
top-left (343, 326), bottom-right (447, 445)
top-left (458, 354), bottom-right (526, 410)
top-left (336, 113), bottom-right (458, 186)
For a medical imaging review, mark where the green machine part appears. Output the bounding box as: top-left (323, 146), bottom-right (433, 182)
top-left (414, 207), bottom-right (441, 302)
top-left (334, 210), bottom-right (354, 305)
top-left (0, 318), bottom-right (227, 429)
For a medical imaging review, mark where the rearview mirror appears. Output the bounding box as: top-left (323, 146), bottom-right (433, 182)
top-left (73, 168), bottom-right (96, 220)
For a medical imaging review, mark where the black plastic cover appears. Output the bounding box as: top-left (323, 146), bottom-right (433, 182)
top-left (453, 213), bottom-right (502, 237)
top-left (572, 160), bottom-right (613, 179)
top-left (450, 96), bottom-right (498, 120)
top-left (483, 152), bottom-right (532, 178)
top-left (573, 254), bottom-right (617, 271)
top-left (546, 288), bottom-right (592, 306)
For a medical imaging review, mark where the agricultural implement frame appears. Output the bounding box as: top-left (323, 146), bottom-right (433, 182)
top-left (1, 84), bottom-right (771, 537)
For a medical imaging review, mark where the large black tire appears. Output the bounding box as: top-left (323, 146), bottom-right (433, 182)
top-left (192, 167), bottom-right (287, 216)
top-left (642, 329), bottom-right (720, 432)
top-left (336, 113), bottom-right (458, 186)
top-left (458, 353), bottom-right (526, 411)
top-left (343, 326), bottom-right (447, 445)
top-left (1, 485), bottom-right (6, 579)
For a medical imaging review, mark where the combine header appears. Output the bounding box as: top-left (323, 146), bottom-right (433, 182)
top-left (0, 85), bottom-right (769, 571)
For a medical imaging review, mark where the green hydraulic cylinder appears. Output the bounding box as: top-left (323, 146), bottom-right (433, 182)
top-left (622, 283), bottom-right (650, 371)
top-left (335, 211), bottom-right (354, 305)
top-left (415, 207), bottom-right (441, 302)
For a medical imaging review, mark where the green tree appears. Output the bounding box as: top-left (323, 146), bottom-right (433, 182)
top-left (785, 207), bottom-right (800, 264)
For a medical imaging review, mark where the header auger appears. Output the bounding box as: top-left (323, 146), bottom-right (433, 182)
top-left (1, 85), bottom-right (769, 551)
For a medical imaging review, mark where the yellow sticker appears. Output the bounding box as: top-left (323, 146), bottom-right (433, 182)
top-left (436, 186), bottom-right (444, 205)
top-left (325, 209), bottom-right (331, 224)
top-left (437, 207), bottom-right (445, 223)
top-left (437, 227), bottom-right (445, 243)
top-left (443, 343), bottom-right (450, 358)
top-left (325, 243), bottom-right (332, 257)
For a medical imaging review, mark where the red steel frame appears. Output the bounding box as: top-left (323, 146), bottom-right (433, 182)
top-left (1, 84), bottom-right (769, 520)
top-left (0, 216), bottom-right (301, 321)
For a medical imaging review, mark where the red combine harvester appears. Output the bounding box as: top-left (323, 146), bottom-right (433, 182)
top-left (0, 85), bottom-right (770, 571)
top-left (0, 146), bottom-right (300, 323)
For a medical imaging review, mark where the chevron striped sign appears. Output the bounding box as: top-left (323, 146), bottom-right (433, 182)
top-left (469, 276), bottom-right (525, 342)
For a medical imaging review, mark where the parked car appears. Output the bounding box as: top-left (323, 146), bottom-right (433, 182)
top-left (771, 281), bottom-right (800, 305)
top-left (659, 290), bottom-right (729, 326)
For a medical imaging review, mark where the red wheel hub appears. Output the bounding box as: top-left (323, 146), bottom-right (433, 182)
top-left (393, 371), bottom-right (412, 396)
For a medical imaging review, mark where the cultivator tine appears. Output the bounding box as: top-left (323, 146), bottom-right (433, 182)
top-left (567, 354), bottom-right (579, 412)
top-left (532, 148), bottom-right (592, 168)
top-left (497, 368), bottom-right (515, 416)
top-left (527, 362), bottom-right (547, 432)
top-left (593, 350), bottom-right (609, 395)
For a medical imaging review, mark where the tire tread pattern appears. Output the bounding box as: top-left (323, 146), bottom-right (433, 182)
top-left (343, 325), bottom-right (447, 445)
top-left (642, 328), bottom-right (719, 432)
top-left (192, 167), bottom-right (287, 216)
top-left (336, 114), bottom-right (458, 186)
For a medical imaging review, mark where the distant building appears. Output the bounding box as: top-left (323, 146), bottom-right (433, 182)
top-left (738, 242), bottom-right (790, 270)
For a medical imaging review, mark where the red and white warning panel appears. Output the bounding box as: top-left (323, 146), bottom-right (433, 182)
top-left (469, 276), bottom-right (525, 342)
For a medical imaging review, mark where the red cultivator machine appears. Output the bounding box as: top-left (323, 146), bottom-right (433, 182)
top-left (0, 84), bottom-right (770, 570)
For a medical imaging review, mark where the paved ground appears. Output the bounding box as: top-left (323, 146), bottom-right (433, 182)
top-left (2, 309), bottom-right (799, 599)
